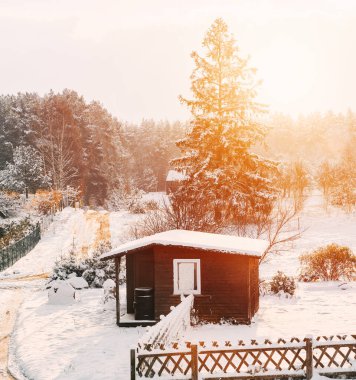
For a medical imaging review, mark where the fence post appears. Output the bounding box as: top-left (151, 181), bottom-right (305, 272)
top-left (130, 348), bottom-right (136, 380)
top-left (191, 344), bottom-right (198, 380)
top-left (305, 336), bottom-right (313, 380)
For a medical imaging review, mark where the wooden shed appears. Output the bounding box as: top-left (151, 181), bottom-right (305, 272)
top-left (100, 230), bottom-right (268, 327)
top-left (165, 170), bottom-right (187, 194)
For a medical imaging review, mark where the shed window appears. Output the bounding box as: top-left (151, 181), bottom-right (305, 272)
top-left (173, 259), bottom-right (201, 295)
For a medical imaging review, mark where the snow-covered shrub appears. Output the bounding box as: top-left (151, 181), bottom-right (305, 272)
top-left (48, 280), bottom-right (76, 305)
top-left (0, 145), bottom-right (50, 193)
top-left (143, 199), bottom-right (160, 211)
top-left (299, 244), bottom-right (356, 281)
top-left (102, 279), bottom-right (116, 310)
top-left (129, 208), bottom-right (173, 239)
top-left (0, 217), bottom-right (36, 249)
top-left (52, 242), bottom-right (120, 288)
top-left (106, 180), bottom-right (146, 213)
top-left (67, 275), bottom-right (89, 290)
top-left (127, 197), bottom-right (146, 214)
top-left (52, 249), bottom-right (85, 280)
top-left (269, 271), bottom-right (296, 296)
top-left (0, 191), bottom-right (20, 215)
top-left (81, 243), bottom-right (116, 287)
top-left (259, 280), bottom-right (270, 296)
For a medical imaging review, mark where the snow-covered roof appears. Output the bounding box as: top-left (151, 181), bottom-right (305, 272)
top-left (166, 170), bottom-right (187, 182)
top-left (100, 229), bottom-right (268, 260)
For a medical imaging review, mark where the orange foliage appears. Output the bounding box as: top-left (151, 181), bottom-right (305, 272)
top-left (32, 190), bottom-right (63, 215)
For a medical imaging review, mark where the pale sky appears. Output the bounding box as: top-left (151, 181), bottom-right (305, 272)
top-left (1, 0), bottom-right (356, 122)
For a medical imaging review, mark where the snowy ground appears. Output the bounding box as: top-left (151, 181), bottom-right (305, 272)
top-left (0, 193), bottom-right (355, 380)
top-left (260, 192), bottom-right (356, 278)
top-left (9, 289), bottom-right (145, 380)
top-left (0, 206), bottom-right (145, 380)
top-left (185, 281), bottom-right (356, 342)
top-left (0, 208), bottom-right (86, 279)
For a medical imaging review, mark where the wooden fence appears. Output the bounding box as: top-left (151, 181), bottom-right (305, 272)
top-left (0, 223), bottom-right (41, 271)
top-left (131, 334), bottom-right (356, 379)
top-left (138, 294), bottom-right (194, 349)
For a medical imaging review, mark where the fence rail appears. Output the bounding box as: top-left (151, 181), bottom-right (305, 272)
top-left (138, 294), bottom-right (194, 350)
top-left (0, 224), bottom-right (41, 271)
top-left (133, 334), bottom-right (356, 380)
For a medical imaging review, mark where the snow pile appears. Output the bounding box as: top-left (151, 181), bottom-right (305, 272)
top-left (102, 279), bottom-right (116, 311)
top-left (48, 280), bottom-right (76, 305)
top-left (67, 276), bottom-right (89, 290)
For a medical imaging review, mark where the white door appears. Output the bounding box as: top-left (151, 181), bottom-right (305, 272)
top-left (178, 262), bottom-right (195, 292)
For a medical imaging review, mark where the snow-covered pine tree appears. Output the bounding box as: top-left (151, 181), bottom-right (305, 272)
top-left (171, 18), bottom-right (278, 229)
top-left (0, 145), bottom-right (50, 193)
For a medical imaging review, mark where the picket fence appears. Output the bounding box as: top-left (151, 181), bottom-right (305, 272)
top-left (132, 334), bottom-right (356, 380)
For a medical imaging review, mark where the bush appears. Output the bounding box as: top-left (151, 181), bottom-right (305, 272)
top-left (31, 190), bottom-right (63, 215)
top-left (0, 217), bottom-right (36, 249)
top-left (129, 208), bottom-right (173, 239)
top-left (106, 181), bottom-right (146, 213)
top-left (299, 244), bottom-right (356, 281)
top-left (269, 271), bottom-right (296, 296)
top-left (0, 191), bottom-right (20, 214)
top-left (52, 242), bottom-right (124, 287)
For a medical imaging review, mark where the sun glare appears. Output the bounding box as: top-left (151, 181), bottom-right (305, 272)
top-left (257, 37), bottom-right (318, 111)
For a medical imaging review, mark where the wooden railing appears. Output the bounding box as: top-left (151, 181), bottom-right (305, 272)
top-left (132, 334), bottom-right (356, 379)
top-left (138, 294), bottom-right (194, 349)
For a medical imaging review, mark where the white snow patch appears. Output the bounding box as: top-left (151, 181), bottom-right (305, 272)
top-left (166, 170), bottom-right (187, 182)
top-left (184, 281), bottom-right (356, 342)
top-left (67, 276), bottom-right (89, 290)
top-left (103, 278), bottom-right (115, 290)
top-left (48, 280), bottom-right (76, 305)
top-left (11, 289), bottom-right (145, 380)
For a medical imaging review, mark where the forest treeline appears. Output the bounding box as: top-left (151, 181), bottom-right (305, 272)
top-left (0, 90), bottom-right (185, 204)
top-left (0, 89), bottom-right (355, 207)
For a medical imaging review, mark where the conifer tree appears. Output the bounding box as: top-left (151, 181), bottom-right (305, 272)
top-left (171, 18), bottom-right (278, 229)
top-left (0, 145), bottom-right (50, 193)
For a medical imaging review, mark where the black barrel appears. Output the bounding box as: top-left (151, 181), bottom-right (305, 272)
top-left (134, 287), bottom-right (154, 320)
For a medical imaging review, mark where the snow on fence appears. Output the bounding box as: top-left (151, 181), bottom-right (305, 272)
top-left (132, 334), bottom-right (356, 380)
top-left (138, 294), bottom-right (194, 351)
top-left (0, 223), bottom-right (41, 271)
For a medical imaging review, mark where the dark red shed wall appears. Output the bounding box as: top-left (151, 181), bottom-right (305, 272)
top-left (154, 246), bottom-right (257, 324)
top-left (249, 257), bottom-right (259, 316)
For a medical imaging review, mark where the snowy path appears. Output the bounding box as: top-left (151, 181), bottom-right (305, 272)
top-left (0, 289), bottom-right (22, 380)
top-left (0, 210), bottom-right (143, 380)
top-left (11, 289), bottom-right (144, 380)
top-left (0, 208), bottom-right (116, 380)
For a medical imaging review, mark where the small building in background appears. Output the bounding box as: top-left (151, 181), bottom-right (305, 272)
top-left (100, 229), bottom-right (268, 327)
top-left (165, 170), bottom-right (187, 194)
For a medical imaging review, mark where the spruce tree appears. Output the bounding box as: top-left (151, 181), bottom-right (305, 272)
top-left (171, 18), bottom-right (278, 229)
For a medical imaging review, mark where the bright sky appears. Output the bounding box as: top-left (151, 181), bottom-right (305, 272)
top-left (1, 0), bottom-right (356, 122)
